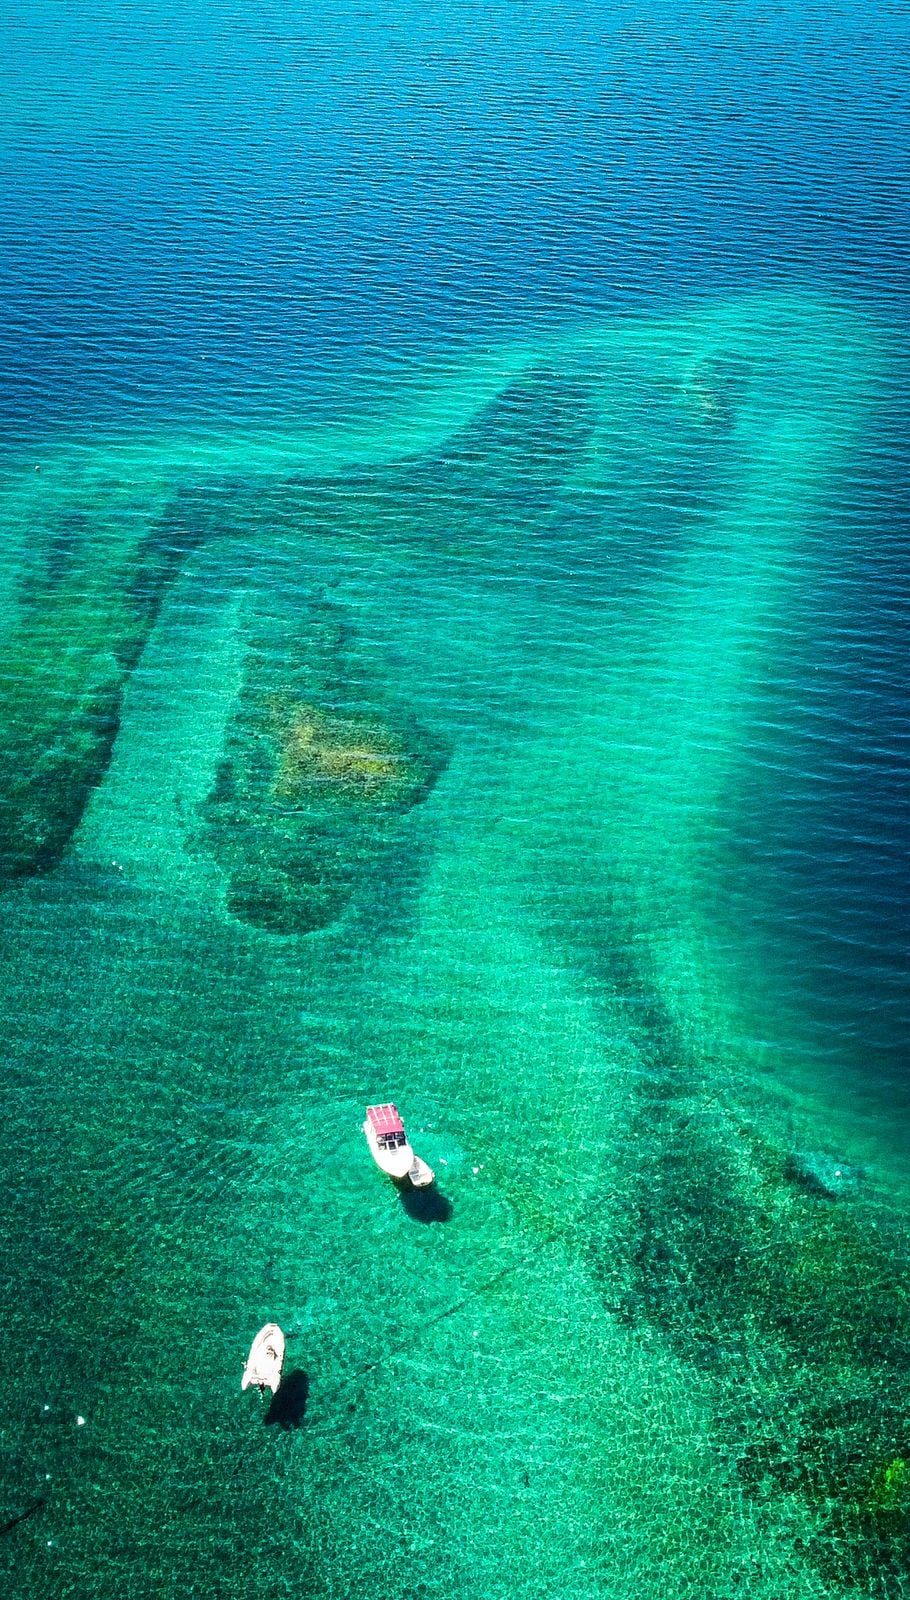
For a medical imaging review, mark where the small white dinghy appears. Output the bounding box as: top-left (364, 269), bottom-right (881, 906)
top-left (364, 1103), bottom-right (434, 1188)
top-left (408, 1153), bottom-right (434, 1187)
top-left (241, 1323), bottom-right (285, 1395)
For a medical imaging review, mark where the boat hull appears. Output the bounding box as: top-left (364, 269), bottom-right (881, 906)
top-left (242, 1323), bottom-right (285, 1395)
top-left (364, 1120), bottom-right (436, 1188)
top-left (407, 1154), bottom-right (434, 1189)
top-left (363, 1119), bottom-right (414, 1178)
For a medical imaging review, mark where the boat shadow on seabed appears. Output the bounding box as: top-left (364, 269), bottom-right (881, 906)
top-left (396, 1180), bottom-right (453, 1224)
top-left (264, 1370), bottom-right (310, 1430)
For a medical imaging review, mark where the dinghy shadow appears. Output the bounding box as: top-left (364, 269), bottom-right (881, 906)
top-left (264, 1369), bottom-right (309, 1430)
top-left (397, 1182), bottom-right (453, 1224)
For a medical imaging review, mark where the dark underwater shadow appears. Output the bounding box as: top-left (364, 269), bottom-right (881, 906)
top-left (264, 1369), bottom-right (309, 1430)
top-left (397, 1182), bottom-right (453, 1224)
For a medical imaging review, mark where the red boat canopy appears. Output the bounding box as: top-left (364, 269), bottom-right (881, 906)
top-left (367, 1103), bottom-right (405, 1135)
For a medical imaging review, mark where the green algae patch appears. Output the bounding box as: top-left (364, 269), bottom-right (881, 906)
top-left (198, 600), bottom-right (448, 935)
top-left (870, 1458), bottom-right (910, 1519)
top-left (270, 700), bottom-right (416, 803)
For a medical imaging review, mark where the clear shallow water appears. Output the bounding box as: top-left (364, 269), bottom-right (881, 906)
top-left (0, 6), bottom-right (909, 1599)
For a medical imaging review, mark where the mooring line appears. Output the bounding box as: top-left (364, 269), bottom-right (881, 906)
top-left (0, 1498), bottom-right (45, 1538)
top-left (305, 1194), bottom-right (616, 1431)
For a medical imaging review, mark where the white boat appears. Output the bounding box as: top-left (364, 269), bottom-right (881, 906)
top-left (241, 1323), bottom-right (285, 1395)
top-left (408, 1153), bottom-right (435, 1188)
top-left (364, 1103), bottom-right (435, 1188)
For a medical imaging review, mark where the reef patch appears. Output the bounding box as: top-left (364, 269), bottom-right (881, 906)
top-left (198, 597), bottom-right (448, 934)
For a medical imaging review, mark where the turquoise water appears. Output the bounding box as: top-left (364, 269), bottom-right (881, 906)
top-left (1, 6), bottom-right (909, 1598)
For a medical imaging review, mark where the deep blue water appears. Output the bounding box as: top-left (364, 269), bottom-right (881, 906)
top-left (2, 0), bottom-right (910, 430)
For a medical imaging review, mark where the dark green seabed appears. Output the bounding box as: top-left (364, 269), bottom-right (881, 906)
top-left (0, 293), bottom-right (907, 1598)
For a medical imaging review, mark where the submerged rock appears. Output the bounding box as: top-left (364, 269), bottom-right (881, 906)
top-left (784, 1150), bottom-right (862, 1200)
top-left (270, 700), bottom-right (419, 804)
top-left (0, 501), bottom-right (200, 887)
top-left (198, 599), bottom-right (448, 934)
